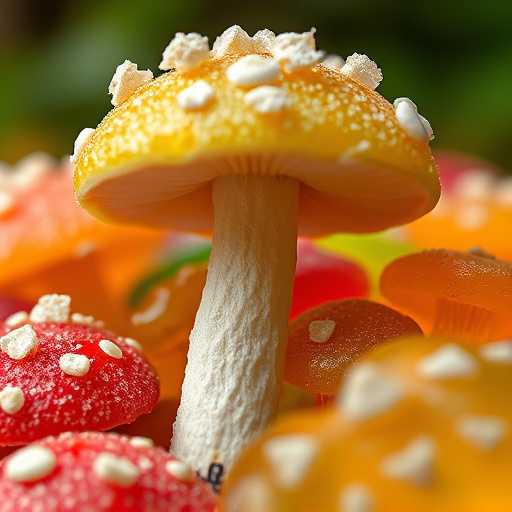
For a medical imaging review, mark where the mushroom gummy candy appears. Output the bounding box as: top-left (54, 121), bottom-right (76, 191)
top-left (0, 431), bottom-right (217, 512)
top-left (73, 24), bottom-right (440, 483)
top-left (284, 298), bottom-right (423, 400)
top-left (380, 248), bottom-right (512, 344)
top-left (0, 294), bottom-right (159, 447)
top-left (221, 336), bottom-right (512, 512)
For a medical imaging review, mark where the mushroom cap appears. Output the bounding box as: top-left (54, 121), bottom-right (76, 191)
top-left (379, 248), bottom-right (512, 340)
top-left (221, 336), bottom-right (512, 511)
top-left (74, 55), bottom-right (440, 236)
top-left (0, 310), bottom-right (159, 445)
top-left (284, 298), bottom-right (423, 395)
top-left (0, 431), bottom-right (217, 511)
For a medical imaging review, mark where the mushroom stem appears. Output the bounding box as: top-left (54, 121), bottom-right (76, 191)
top-left (171, 173), bottom-right (299, 485)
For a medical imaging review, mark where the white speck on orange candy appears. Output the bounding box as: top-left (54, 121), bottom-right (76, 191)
top-left (338, 362), bottom-right (404, 421)
top-left (93, 452), bottom-right (140, 487)
top-left (338, 483), bottom-right (375, 512)
top-left (129, 436), bottom-right (154, 448)
top-left (252, 29), bottom-right (276, 54)
top-left (244, 86), bottom-right (291, 113)
top-left (70, 127), bottom-right (95, 164)
top-left (29, 294), bottom-right (71, 323)
top-left (226, 55), bottom-right (281, 86)
top-left (340, 53), bottom-right (382, 90)
top-left (393, 97), bottom-right (433, 143)
top-left (159, 32), bottom-right (210, 72)
top-left (309, 319), bottom-right (336, 343)
top-left (108, 60), bottom-right (153, 107)
top-left (211, 25), bottom-right (255, 57)
top-left (322, 54), bottom-right (345, 70)
top-left (123, 337), bottom-right (143, 351)
top-left (0, 190), bottom-right (15, 218)
top-left (456, 414), bottom-right (507, 449)
top-left (4, 311), bottom-right (30, 327)
top-left (0, 324), bottom-right (38, 359)
top-left (380, 435), bottom-right (437, 486)
top-left (59, 353), bottom-right (91, 377)
top-left (177, 80), bottom-right (215, 110)
top-left (165, 460), bottom-right (194, 481)
top-left (480, 339), bottom-right (512, 364)
top-left (417, 343), bottom-right (478, 379)
top-left (99, 339), bottom-right (123, 359)
top-left (5, 446), bottom-right (57, 482)
top-left (262, 435), bottom-right (319, 489)
top-left (0, 385), bottom-right (25, 414)
top-left (270, 29), bottom-right (324, 73)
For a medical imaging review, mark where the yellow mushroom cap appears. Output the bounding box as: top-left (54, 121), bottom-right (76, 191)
top-left (74, 54), bottom-right (440, 236)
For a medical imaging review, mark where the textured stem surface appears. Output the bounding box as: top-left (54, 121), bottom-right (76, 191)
top-left (171, 174), bottom-right (299, 481)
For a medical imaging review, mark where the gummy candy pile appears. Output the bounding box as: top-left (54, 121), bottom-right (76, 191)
top-left (0, 25), bottom-right (511, 512)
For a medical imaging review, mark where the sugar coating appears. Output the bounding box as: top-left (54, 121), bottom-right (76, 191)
top-left (30, 294), bottom-right (71, 323)
top-left (244, 86), bottom-right (292, 113)
top-left (262, 435), bottom-right (319, 488)
top-left (479, 339), bottom-right (512, 364)
top-left (322, 54), bottom-right (345, 70)
top-left (0, 385), bottom-right (25, 414)
top-left (417, 343), bottom-right (478, 379)
top-left (165, 460), bottom-right (194, 481)
top-left (308, 319), bottom-right (336, 343)
top-left (393, 97), bottom-right (433, 143)
top-left (59, 353), bottom-right (91, 376)
top-left (93, 452), bottom-right (140, 487)
top-left (99, 339), bottom-right (123, 359)
top-left (177, 80), bottom-right (215, 110)
top-left (380, 435), bottom-right (436, 485)
top-left (159, 32), bottom-right (210, 72)
top-left (338, 362), bottom-right (404, 421)
top-left (456, 414), bottom-right (507, 449)
top-left (0, 324), bottom-right (38, 359)
top-left (271, 29), bottom-right (324, 72)
top-left (226, 55), bottom-right (281, 86)
top-left (252, 29), bottom-right (276, 54)
top-left (70, 128), bottom-right (95, 164)
top-left (339, 483), bottom-right (375, 512)
top-left (212, 25), bottom-right (254, 57)
top-left (340, 54), bottom-right (382, 90)
top-left (4, 311), bottom-right (29, 327)
top-left (109, 60), bottom-right (153, 107)
top-left (5, 446), bottom-right (57, 482)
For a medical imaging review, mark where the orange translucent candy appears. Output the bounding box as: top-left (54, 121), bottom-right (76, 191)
top-left (221, 336), bottom-right (512, 512)
top-left (380, 248), bottom-right (512, 343)
top-left (284, 298), bottom-right (422, 396)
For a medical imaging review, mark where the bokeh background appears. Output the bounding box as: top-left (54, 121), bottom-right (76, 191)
top-left (1, 0), bottom-right (511, 171)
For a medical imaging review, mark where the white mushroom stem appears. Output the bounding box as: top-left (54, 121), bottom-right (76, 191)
top-left (171, 173), bottom-right (299, 483)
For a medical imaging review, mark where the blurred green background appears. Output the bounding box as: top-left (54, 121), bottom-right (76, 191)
top-left (1, 0), bottom-right (511, 170)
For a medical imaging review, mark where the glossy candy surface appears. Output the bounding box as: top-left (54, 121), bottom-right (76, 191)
top-left (284, 298), bottom-right (422, 395)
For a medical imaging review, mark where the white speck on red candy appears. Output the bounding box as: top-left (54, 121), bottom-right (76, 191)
top-left (93, 452), bottom-right (140, 487)
top-left (123, 337), bottom-right (143, 352)
top-left (71, 312), bottom-right (105, 328)
top-left (70, 128), bottom-right (95, 164)
top-left (30, 294), bottom-right (71, 323)
top-left (227, 55), bottom-right (281, 86)
top-left (0, 385), bottom-right (25, 414)
top-left (4, 311), bottom-right (30, 327)
top-left (270, 29), bottom-right (324, 72)
top-left (159, 32), bottom-right (210, 72)
top-left (417, 343), bottom-right (477, 379)
top-left (338, 362), bottom-right (404, 421)
top-left (59, 353), bottom-right (91, 377)
top-left (262, 435), bottom-right (319, 488)
top-left (177, 80), bottom-right (215, 110)
top-left (108, 60), bottom-right (153, 107)
top-left (340, 53), bottom-right (382, 90)
top-left (99, 339), bottom-right (123, 359)
top-left (5, 446), bottom-right (56, 482)
top-left (129, 436), bottom-right (154, 448)
top-left (0, 324), bottom-right (38, 359)
top-left (309, 319), bottom-right (336, 343)
top-left (165, 460), bottom-right (194, 482)
top-left (244, 86), bottom-right (291, 113)
top-left (380, 435), bottom-right (437, 486)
